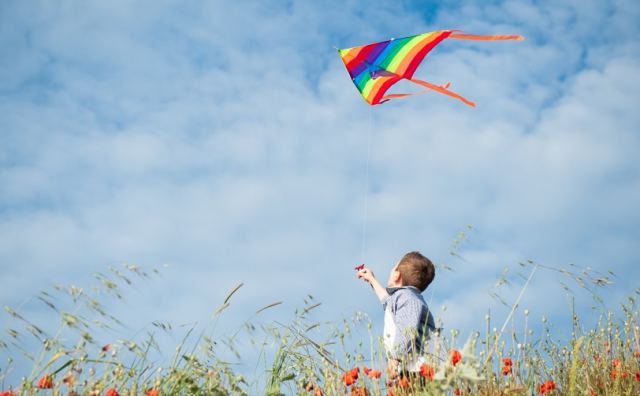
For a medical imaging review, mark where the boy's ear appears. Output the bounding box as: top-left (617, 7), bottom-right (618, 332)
top-left (393, 270), bottom-right (402, 285)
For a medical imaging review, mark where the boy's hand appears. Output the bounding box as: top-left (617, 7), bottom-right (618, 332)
top-left (356, 266), bottom-right (375, 283)
top-left (356, 265), bottom-right (389, 302)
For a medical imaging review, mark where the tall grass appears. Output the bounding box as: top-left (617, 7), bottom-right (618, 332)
top-left (1, 254), bottom-right (639, 395)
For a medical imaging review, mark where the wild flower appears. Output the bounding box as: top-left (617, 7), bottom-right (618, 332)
top-left (62, 371), bottom-right (76, 386)
top-left (450, 349), bottom-right (462, 366)
top-left (36, 374), bottom-right (53, 389)
top-left (366, 369), bottom-right (381, 379)
top-left (396, 376), bottom-right (410, 388)
top-left (501, 357), bottom-right (513, 375)
top-left (105, 388), bottom-right (120, 396)
top-left (538, 380), bottom-right (556, 394)
top-left (343, 367), bottom-right (359, 386)
top-left (419, 363), bottom-right (434, 380)
top-left (350, 386), bottom-right (369, 396)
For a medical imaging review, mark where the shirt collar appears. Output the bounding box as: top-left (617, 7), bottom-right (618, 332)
top-left (386, 285), bottom-right (421, 295)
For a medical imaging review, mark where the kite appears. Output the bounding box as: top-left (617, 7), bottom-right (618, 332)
top-left (338, 30), bottom-right (524, 107)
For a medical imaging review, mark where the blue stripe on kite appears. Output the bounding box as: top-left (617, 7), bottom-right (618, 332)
top-left (373, 36), bottom-right (411, 67)
top-left (353, 69), bottom-right (371, 87)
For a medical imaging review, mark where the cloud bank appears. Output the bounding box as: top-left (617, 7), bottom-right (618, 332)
top-left (1, 0), bottom-right (639, 380)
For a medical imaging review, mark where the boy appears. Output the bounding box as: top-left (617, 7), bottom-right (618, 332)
top-left (357, 251), bottom-right (436, 376)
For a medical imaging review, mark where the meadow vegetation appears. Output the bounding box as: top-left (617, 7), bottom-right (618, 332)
top-left (1, 238), bottom-right (639, 395)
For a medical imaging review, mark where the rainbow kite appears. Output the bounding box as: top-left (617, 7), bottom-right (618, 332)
top-left (338, 30), bottom-right (524, 107)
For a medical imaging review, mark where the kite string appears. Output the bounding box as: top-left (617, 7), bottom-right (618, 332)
top-left (360, 107), bottom-right (373, 263)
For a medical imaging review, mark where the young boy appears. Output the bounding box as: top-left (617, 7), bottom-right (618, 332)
top-left (357, 251), bottom-right (436, 376)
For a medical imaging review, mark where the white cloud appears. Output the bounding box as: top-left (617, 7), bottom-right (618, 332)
top-left (1, 0), bottom-right (639, 384)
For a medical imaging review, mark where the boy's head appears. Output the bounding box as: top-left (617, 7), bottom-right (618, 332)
top-left (387, 251), bottom-right (435, 292)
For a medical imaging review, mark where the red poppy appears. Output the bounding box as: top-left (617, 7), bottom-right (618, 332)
top-left (344, 375), bottom-right (356, 386)
top-left (539, 380), bottom-right (556, 394)
top-left (502, 365), bottom-right (512, 376)
top-left (502, 357), bottom-right (513, 366)
top-left (454, 389), bottom-right (461, 396)
top-left (612, 359), bottom-right (621, 367)
top-left (102, 344), bottom-right (111, 352)
top-left (363, 367), bottom-right (371, 375)
top-left (450, 350), bottom-right (462, 366)
top-left (397, 377), bottom-right (410, 388)
top-left (419, 363), bottom-right (434, 380)
top-left (0, 392), bottom-right (13, 396)
top-left (635, 371), bottom-right (640, 382)
top-left (313, 387), bottom-right (323, 396)
top-left (146, 390), bottom-right (159, 396)
top-left (368, 370), bottom-right (381, 379)
top-left (37, 374), bottom-right (53, 389)
top-left (350, 386), bottom-right (369, 396)
top-left (355, 264), bottom-right (365, 271)
top-left (105, 389), bottom-right (120, 396)
top-left (634, 351), bottom-right (640, 358)
top-left (306, 383), bottom-right (314, 391)
top-left (343, 368), bottom-right (359, 386)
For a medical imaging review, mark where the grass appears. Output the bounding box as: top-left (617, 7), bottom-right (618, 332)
top-left (1, 252), bottom-right (639, 395)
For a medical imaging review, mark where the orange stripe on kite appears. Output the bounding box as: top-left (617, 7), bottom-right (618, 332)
top-left (394, 34), bottom-right (437, 76)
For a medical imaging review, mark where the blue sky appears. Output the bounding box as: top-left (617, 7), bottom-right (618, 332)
top-left (1, 0), bottom-right (640, 383)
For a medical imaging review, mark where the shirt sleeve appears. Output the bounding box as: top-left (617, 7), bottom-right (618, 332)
top-left (381, 293), bottom-right (391, 311)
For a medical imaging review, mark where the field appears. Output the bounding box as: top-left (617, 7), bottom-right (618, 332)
top-left (1, 260), bottom-right (639, 396)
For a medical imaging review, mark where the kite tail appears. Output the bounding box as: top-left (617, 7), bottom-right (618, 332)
top-left (379, 82), bottom-right (452, 103)
top-left (408, 78), bottom-right (476, 107)
top-left (449, 33), bottom-right (524, 41)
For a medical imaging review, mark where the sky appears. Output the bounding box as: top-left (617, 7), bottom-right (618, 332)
top-left (1, 0), bottom-right (640, 384)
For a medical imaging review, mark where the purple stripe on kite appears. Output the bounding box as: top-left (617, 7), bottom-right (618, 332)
top-left (371, 38), bottom-right (404, 68)
top-left (365, 41), bottom-right (391, 64)
top-left (350, 63), bottom-right (367, 78)
top-left (344, 44), bottom-right (376, 72)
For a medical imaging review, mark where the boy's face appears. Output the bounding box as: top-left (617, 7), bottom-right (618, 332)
top-left (387, 261), bottom-right (402, 287)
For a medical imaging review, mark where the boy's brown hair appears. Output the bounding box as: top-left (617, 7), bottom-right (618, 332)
top-left (397, 251), bottom-right (435, 292)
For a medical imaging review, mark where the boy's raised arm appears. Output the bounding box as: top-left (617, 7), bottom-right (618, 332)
top-left (356, 267), bottom-right (389, 302)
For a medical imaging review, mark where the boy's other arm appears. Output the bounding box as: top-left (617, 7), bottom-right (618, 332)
top-left (356, 267), bottom-right (389, 302)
